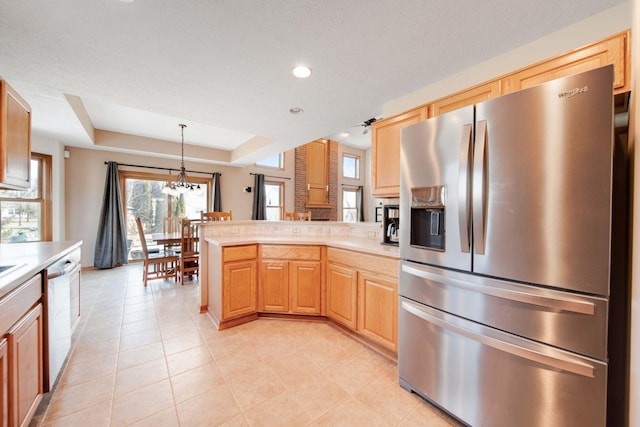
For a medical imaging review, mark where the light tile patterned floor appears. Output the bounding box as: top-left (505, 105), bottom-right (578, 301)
top-left (33, 265), bottom-right (461, 427)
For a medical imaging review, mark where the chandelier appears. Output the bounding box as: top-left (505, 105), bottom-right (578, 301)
top-left (162, 124), bottom-right (200, 195)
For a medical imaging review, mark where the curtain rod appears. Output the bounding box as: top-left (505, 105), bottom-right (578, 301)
top-left (105, 161), bottom-right (220, 176)
top-left (249, 172), bottom-right (291, 180)
top-left (341, 184), bottom-right (362, 188)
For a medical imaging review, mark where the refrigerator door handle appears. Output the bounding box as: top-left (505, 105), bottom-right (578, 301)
top-left (401, 299), bottom-right (596, 378)
top-left (401, 263), bottom-right (596, 315)
top-left (473, 120), bottom-right (487, 254)
top-left (458, 124), bottom-right (473, 253)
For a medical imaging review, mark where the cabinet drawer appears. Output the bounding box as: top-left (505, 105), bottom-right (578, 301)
top-left (261, 245), bottom-right (321, 261)
top-left (0, 275), bottom-right (41, 335)
top-left (327, 248), bottom-right (399, 279)
top-left (223, 245), bottom-right (257, 262)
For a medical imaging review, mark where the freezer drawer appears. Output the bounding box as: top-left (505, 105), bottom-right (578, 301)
top-left (400, 261), bottom-right (608, 360)
top-left (398, 297), bottom-right (607, 427)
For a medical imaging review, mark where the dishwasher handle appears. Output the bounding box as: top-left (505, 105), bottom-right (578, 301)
top-left (47, 260), bottom-right (79, 280)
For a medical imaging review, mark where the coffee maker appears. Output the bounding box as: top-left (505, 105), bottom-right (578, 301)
top-left (382, 205), bottom-right (400, 246)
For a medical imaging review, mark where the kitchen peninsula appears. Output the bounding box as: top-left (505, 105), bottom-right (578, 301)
top-left (200, 221), bottom-right (400, 354)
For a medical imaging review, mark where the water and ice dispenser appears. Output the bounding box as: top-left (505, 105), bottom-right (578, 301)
top-left (410, 186), bottom-right (445, 251)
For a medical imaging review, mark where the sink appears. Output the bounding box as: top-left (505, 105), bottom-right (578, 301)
top-left (0, 264), bottom-right (24, 277)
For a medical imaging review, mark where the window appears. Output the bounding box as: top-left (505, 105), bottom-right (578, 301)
top-left (256, 153), bottom-right (284, 169)
top-left (265, 181), bottom-right (283, 221)
top-left (343, 189), bottom-right (358, 222)
top-left (120, 171), bottom-right (210, 260)
top-left (0, 153), bottom-right (51, 243)
top-left (342, 154), bottom-right (359, 179)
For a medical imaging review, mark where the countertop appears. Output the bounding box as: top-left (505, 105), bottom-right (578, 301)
top-left (0, 240), bottom-right (83, 299)
top-left (205, 235), bottom-right (400, 259)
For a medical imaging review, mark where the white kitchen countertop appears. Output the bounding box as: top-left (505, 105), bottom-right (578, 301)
top-left (205, 235), bottom-right (400, 259)
top-left (0, 240), bottom-right (83, 299)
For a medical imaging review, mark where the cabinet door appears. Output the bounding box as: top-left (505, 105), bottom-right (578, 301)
top-left (306, 139), bottom-right (330, 207)
top-left (357, 273), bottom-right (398, 352)
top-left (223, 260), bottom-right (257, 320)
top-left (326, 263), bottom-right (358, 330)
top-left (7, 304), bottom-right (43, 427)
top-left (259, 261), bottom-right (289, 313)
top-left (430, 81), bottom-right (501, 117)
top-left (290, 261), bottom-right (322, 315)
top-left (0, 338), bottom-right (7, 427)
top-left (0, 80), bottom-right (31, 190)
top-left (371, 108), bottom-right (425, 198)
top-left (502, 31), bottom-right (629, 95)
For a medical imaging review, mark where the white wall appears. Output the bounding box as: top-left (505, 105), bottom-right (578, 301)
top-left (31, 134), bottom-right (65, 241)
top-left (65, 147), bottom-right (295, 267)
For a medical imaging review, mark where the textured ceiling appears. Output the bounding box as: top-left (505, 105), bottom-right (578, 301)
top-left (0, 0), bottom-right (625, 165)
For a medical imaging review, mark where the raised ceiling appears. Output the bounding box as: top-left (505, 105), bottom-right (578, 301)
top-left (0, 0), bottom-right (625, 166)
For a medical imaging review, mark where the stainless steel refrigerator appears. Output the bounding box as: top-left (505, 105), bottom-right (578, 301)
top-left (398, 65), bottom-right (630, 427)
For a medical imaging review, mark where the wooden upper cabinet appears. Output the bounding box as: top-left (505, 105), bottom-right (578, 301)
top-left (0, 79), bottom-right (31, 190)
top-left (371, 107), bottom-right (426, 198)
top-left (502, 30), bottom-right (630, 95)
top-left (430, 80), bottom-right (502, 117)
top-left (306, 139), bottom-right (330, 207)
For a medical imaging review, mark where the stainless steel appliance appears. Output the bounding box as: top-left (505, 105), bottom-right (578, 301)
top-left (43, 248), bottom-right (81, 391)
top-left (382, 205), bottom-right (399, 246)
top-left (398, 65), bottom-right (629, 427)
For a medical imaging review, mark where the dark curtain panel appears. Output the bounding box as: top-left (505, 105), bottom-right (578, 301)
top-left (251, 174), bottom-right (266, 220)
top-left (212, 172), bottom-right (221, 212)
top-left (94, 162), bottom-right (128, 268)
top-left (357, 186), bottom-right (365, 222)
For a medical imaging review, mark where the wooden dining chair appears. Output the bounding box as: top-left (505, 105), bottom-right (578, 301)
top-left (284, 211), bottom-right (311, 221)
top-left (163, 216), bottom-right (182, 234)
top-left (179, 218), bottom-right (200, 284)
top-left (135, 217), bottom-right (179, 286)
top-left (162, 216), bottom-right (183, 253)
top-left (201, 211), bottom-right (233, 222)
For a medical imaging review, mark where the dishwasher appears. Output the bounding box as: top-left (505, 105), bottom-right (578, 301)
top-left (43, 248), bottom-right (81, 391)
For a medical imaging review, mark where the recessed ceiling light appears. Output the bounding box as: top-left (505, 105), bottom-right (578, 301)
top-left (341, 132), bottom-right (349, 137)
top-left (292, 66), bottom-right (312, 79)
top-left (120, 0), bottom-right (134, 3)
top-left (289, 107), bottom-right (304, 115)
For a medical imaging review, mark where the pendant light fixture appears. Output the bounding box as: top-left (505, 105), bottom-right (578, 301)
top-left (162, 124), bottom-right (200, 195)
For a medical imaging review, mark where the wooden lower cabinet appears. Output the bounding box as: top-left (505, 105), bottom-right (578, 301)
top-left (260, 261), bottom-right (289, 312)
top-left (357, 273), bottom-right (398, 352)
top-left (326, 263), bottom-right (358, 330)
top-left (290, 261), bottom-right (322, 314)
top-left (223, 260), bottom-right (257, 320)
top-left (7, 304), bottom-right (43, 427)
top-left (259, 245), bottom-right (323, 316)
top-left (0, 338), bottom-right (7, 427)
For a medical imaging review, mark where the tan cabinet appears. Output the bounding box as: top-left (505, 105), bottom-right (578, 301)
top-left (0, 274), bottom-right (42, 427)
top-left (290, 261), bottom-right (322, 314)
top-left (223, 260), bottom-right (257, 320)
top-left (430, 80), bottom-right (502, 117)
top-left (306, 139), bottom-right (330, 207)
top-left (371, 107), bottom-right (426, 198)
top-left (502, 31), bottom-right (630, 95)
top-left (327, 248), bottom-right (399, 352)
top-left (222, 245), bottom-right (258, 321)
top-left (0, 79), bottom-right (31, 190)
top-left (7, 304), bottom-right (43, 427)
top-left (357, 273), bottom-right (398, 352)
top-left (260, 261), bottom-right (289, 313)
top-left (0, 338), bottom-right (7, 427)
top-left (259, 245), bottom-right (323, 315)
top-left (326, 263), bottom-right (358, 330)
